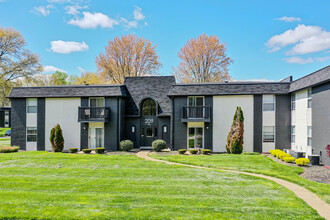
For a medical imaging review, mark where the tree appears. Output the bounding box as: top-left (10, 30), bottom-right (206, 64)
top-left (0, 27), bottom-right (42, 105)
top-left (74, 72), bottom-right (106, 85)
top-left (50, 124), bottom-right (64, 152)
top-left (173, 34), bottom-right (233, 83)
top-left (50, 71), bottom-right (69, 85)
top-left (226, 107), bottom-right (244, 154)
top-left (96, 34), bottom-right (162, 84)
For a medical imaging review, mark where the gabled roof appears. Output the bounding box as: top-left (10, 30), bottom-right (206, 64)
top-left (290, 65), bottom-right (330, 92)
top-left (8, 85), bottom-right (126, 98)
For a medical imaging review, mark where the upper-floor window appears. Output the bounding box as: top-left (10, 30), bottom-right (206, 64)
top-left (263, 126), bottom-right (275, 143)
top-left (263, 95), bottom-right (275, 111)
top-left (188, 96), bottom-right (204, 106)
top-left (291, 126), bottom-right (295, 143)
top-left (307, 89), bottom-right (312, 108)
top-left (307, 126), bottom-right (312, 146)
top-left (27, 98), bottom-right (37, 113)
top-left (141, 98), bottom-right (156, 116)
top-left (90, 97), bottom-right (104, 107)
top-left (291, 94), bottom-right (296, 111)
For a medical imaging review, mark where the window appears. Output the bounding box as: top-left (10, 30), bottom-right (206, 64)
top-left (307, 89), bottom-right (312, 108)
top-left (188, 127), bottom-right (203, 148)
top-left (263, 126), bottom-right (275, 142)
top-left (131, 125), bottom-right (135, 133)
top-left (263, 95), bottom-right (275, 111)
top-left (163, 125), bottom-right (167, 133)
top-left (291, 126), bottom-right (295, 143)
top-left (291, 94), bottom-right (296, 110)
top-left (141, 98), bottom-right (156, 116)
top-left (4, 111), bottom-right (9, 127)
top-left (188, 96), bottom-right (204, 106)
top-left (27, 98), bottom-right (37, 113)
top-left (90, 97), bottom-right (104, 107)
top-left (307, 126), bottom-right (312, 146)
top-left (27, 127), bottom-right (37, 142)
top-left (146, 128), bottom-right (153, 137)
top-left (187, 96), bottom-right (204, 118)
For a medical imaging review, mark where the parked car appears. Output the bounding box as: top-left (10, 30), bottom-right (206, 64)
top-left (5, 130), bottom-right (11, 137)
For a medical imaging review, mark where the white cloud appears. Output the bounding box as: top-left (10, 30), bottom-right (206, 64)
top-left (65, 4), bottom-right (88, 15)
top-left (32, 4), bottom-right (53, 16)
top-left (121, 17), bottom-right (138, 29)
top-left (77, 66), bottom-right (86, 72)
top-left (275, 16), bottom-right (301, 22)
top-left (43, 65), bottom-right (67, 73)
top-left (68, 12), bottom-right (119, 29)
top-left (133, 6), bottom-right (145, 20)
top-left (315, 56), bottom-right (330, 62)
top-left (50, 40), bottom-right (89, 54)
top-left (283, 57), bottom-right (314, 64)
top-left (47, 0), bottom-right (71, 3)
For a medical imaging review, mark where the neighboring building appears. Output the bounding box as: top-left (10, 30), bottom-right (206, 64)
top-left (8, 65), bottom-right (330, 165)
top-left (0, 107), bottom-right (11, 128)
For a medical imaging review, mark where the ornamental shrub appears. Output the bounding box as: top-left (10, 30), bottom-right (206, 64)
top-left (69, 148), bottom-right (78, 153)
top-left (201, 149), bottom-right (211, 155)
top-left (120, 140), bottom-right (133, 151)
top-left (270, 149), bottom-right (282, 157)
top-left (95, 147), bottom-right (105, 154)
top-left (284, 157), bottom-right (295, 163)
top-left (296, 158), bottom-right (310, 166)
top-left (50, 124), bottom-right (64, 152)
top-left (83, 149), bottom-right (91, 154)
top-left (0, 146), bottom-right (19, 153)
top-left (279, 152), bottom-right (290, 160)
top-left (231, 138), bottom-right (243, 154)
top-left (178, 149), bottom-right (186, 154)
top-left (189, 149), bottom-right (198, 154)
top-left (152, 139), bottom-right (167, 152)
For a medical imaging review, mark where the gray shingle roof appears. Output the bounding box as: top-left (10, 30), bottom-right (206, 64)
top-left (168, 82), bottom-right (290, 96)
top-left (290, 65), bottom-right (330, 92)
top-left (8, 85), bottom-right (125, 98)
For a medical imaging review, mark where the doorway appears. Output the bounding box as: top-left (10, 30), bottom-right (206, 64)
top-left (89, 123), bottom-right (104, 149)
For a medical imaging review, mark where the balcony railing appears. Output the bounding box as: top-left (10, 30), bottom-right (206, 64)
top-left (78, 107), bottom-right (110, 123)
top-left (181, 106), bottom-right (211, 122)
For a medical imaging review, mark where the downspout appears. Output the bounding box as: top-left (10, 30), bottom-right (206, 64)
top-left (171, 96), bottom-right (174, 150)
top-left (117, 97), bottom-right (120, 151)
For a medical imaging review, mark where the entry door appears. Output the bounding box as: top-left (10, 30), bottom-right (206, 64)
top-left (141, 127), bottom-right (157, 146)
top-left (89, 127), bottom-right (104, 148)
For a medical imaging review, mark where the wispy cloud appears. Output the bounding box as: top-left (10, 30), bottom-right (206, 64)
top-left (133, 6), bottom-right (145, 20)
top-left (65, 4), bottom-right (88, 15)
top-left (275, 16), bottom-right (301, 22)
top-left (77, 66), bottom-right (86, 72)
top-left (50, 40), bottom-right (89, 54)
top-left (68, 12), bottom-right (119, 29)
top-left (32, 4), bottom-right (54, 16)
top-left (43, 65), bottom-right (67, 73)
top-left (283, 56), bottom-right (313, 64)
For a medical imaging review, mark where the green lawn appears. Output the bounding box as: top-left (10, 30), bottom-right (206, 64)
top-left (0, 152), bottom-right (323, 219)
top-left (150, 153), bottom-right (330, 205)
top-left (0, 128), bottom-right (10, 137)
top-left (0, 138), bottom-right (10, 147)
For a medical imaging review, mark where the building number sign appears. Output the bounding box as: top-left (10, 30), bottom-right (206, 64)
top-left (145, 118), bottom-right (154, 125)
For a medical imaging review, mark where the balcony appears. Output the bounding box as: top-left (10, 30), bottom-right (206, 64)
top-left (78, 107), bottom-right (110, 123)
top-left (181, 106), bottom-right (211, 122)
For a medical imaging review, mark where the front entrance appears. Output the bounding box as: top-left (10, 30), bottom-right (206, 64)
top-left (140, 98), bottom-right (158, 147)
top-left (141, 126), bottom-right (157, 146)
top-left (89, 123), bottom-right (104, 149)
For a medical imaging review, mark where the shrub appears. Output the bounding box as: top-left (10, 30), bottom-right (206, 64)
top-left (95, 147), bottom-right (105, 154)
top-left (296, 158), bottom-right (310, 166)
top-left (82, 149), bottom-right (91, 154)
top-left (242, 152), bottom-right (260, 155)
top-left (284, 157), bottom-right (295, 163)
top-left (120, 140), bottom-right (133, 151)
top-left (178, 149), bottom-right (186, 154)
top-left (152, 139), bottom-right (167, 152)
top-left (279, 152), bottom-right (290, 160)
top-left (189, 149), bottom-right (198, 154)
top-left (50, 124), bottom-right (64, 152)
top-left (270, 149), bottom-right (282, 158)
top-left (0, 146), bottom-right (19, 153)
top-left (231, 138), bottom-right (243, 154)
top-left (201, 149), bottom-right (211, 155)
top-left (69, 148), bottom-right (78, 153)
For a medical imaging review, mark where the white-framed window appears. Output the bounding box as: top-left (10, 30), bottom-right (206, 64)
top-left (187, 96), bottom-right (204, 118)
top-left (263, 95), bottom-right (275, 111)
top-left (307, 126), bottom-right (312, 146)
top-left (291, 94), bottom-right (296, 110)
top-left (263, 126), bottom-right (275, 143)
top-left (291, 126), bottom-right (295, 143)
top-left (27, 98), bottom-right (37, 113)
top-left (307, 89), bottom-right (312, 108)
top-left (4, 111), bottom-right (9, 127)
top-left (27, 127), bottom-right (37, 142)
top-left (89, 97), bottom-right (104, 107)
top-left (187, 127), bottom-right (203, 148)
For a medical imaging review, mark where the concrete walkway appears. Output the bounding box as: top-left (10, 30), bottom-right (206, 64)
top-left (137, 151), bottom-right (330, 220)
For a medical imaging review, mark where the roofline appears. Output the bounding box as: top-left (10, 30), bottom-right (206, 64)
top-left (172, 82), bottom-right (290, 86)
top-left (290, 65), bottom-right (330, 84)
top-left (289, 78), bottom-right (330, 93)
top-left (10, 84), bottom-right (125, 89)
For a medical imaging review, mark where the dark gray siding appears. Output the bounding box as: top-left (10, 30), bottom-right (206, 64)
top-left (80, 98), bottom-right (89, 150)
top-left (312, 83), bottom-right (330, 165)
top-left (253, 95), bottom-right (262, 153)
top-left (11, 99), bottom-right (26, 150)
top-left (275, 95), bottom-right (291, 150)
top-left (104, 97), bottom-right (119, 151)
top-left (124, 118), bottom-right (140, 148)
top-left (37, 98), bottom-right (45, 151)
top-left (0, 111), bottom-right (4, 127)
top-left (204, 96), bottom-right (213, 150)
top-left (173, 97), bottom-right (187, 150)
top-left (158, 117), bottom-right (171, 147)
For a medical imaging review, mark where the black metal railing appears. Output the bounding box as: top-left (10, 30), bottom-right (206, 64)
top-left (182, 106), bottom-right (210, 122)
top-left (78, 107), bottom-right (110, 122)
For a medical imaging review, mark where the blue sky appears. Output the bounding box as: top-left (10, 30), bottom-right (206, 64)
top-left (1, 0), bottom-right (330, 81)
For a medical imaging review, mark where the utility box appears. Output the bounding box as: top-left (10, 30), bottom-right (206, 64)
top-left (308, 155), bottom-right (320, 165)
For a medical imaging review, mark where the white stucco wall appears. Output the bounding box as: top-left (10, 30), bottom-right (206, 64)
top-left (45, 98), bottom-right (81, 151)
top-left (291, 89), bottom-right (312, 156)
top-left (213, 95), bottom-right (254, 152)
top-left (262, 95), bottom-right (276, 152)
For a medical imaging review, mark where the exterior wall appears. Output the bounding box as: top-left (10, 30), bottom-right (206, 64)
top-left (213, 95), bottom-right (254, 152)
top-left (262, 95), bottom-right (276, 152)
top-left (37, 98), bottom-right (45, 151)
top-left (104, 97), bottom-right (119, 151)
top-left (45, 98), bottom-right (80, 151)
top-left (172, 97), bottom-right (187, 150)
top-left (26, 99), bottom-right (38, 151)
top-left (275, 95), bottom-right (291, 150)
top-left (291, 89), bottom-right (312, 155)
top-left (11, 99), bottom-right (26, 150)
top-left (80, 97), bottom-right (89, 150)
top-left (312, 83), bottom-right (330, 165)
top-left (253, 95), bottom-right (262, 152)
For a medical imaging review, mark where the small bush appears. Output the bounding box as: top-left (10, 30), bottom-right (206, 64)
top-left (95, 147), bottom-right (105, 154)
top-left (152, 139), bottom-right (167, 152)
top-left (120, 140), bottom-right (134, 151)
top-left (201, 149), bottom-right (211, 155)
top-left (0, 146), bottom-right (19, 153)
top-left (189, 149), bottom-right (198, 154)
top-left (296, 158), bottom-right (310, 166)
top-left (178, 149), bottom-right (186, 154)
top-left (284, 157), bottom-right (295, 163)
top-left (82, 149), bottom-right (91, 154)
top-left (69, 148), bottom-right (78, 153)
top-left (270, 149), bottom-right (282, 158)
top-left (50, 124), bottom-right (64, 152)
top-left (279, 152), bottom-right (290, 160)
top-left (242, 152), bottom-right (260, 155)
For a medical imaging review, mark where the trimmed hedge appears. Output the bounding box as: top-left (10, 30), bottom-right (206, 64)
top-left (152, 139), bottom-right (167, 152)
top-left (120, 140), bottom-right (133, 151)
top-left (82, 149), bottom-right (92, 154)
top-left (178, 149), bottom-right (187, 154)
top-left (201, 149), bottom-right (211, 155)
top-left (242, 152), bottom-right (260, 155)
top-left (95, 147), bottom-right (105, 154)
top-left (296, 158), bottom-right (310, 166)
top-left (69, 148), bottom-right (78, 153)
top-left (189, 149), bottom-right (198, 154)
top-left (0, 146), bottom-right (19, 153)
top-left (284, 157), bottom-right (295, 163)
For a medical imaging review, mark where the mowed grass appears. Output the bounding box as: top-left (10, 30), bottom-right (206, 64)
top-left (150, 153), bottom-right (330, 204)
top-left (0, 152), bottom-right (323, 219)
top-left (0, 128), bottom-right (10, 137)
top-left (0, 138), bottom-right (11, 147)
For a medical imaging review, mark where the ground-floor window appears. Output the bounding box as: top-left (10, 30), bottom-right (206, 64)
top-left (291, 126), bottom-right (295, 143)
top-left (307, 126), bottom-right (312, 146)
top-left (263, 126), bottom-right (275, 143)
top-left (27, 127), bottom-right (37, 142)
top-left (188, 127), bottom-right (203, 148)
